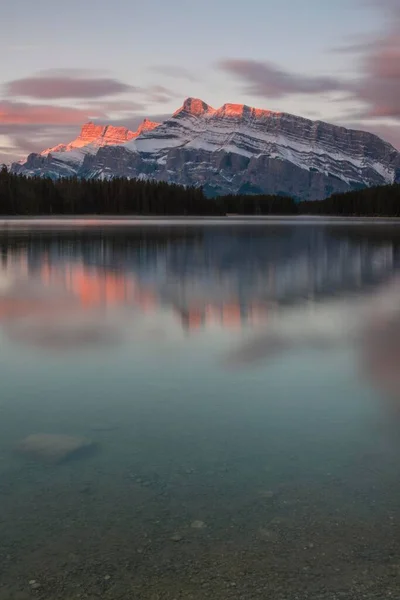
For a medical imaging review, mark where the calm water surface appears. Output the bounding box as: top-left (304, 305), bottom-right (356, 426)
top-left (1, 220), bottom-right (400, 600)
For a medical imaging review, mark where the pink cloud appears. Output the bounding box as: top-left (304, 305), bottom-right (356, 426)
top-left (0, 101), bottom-right (105, 125)
top-left (355, 31), bottom-right (400, 119)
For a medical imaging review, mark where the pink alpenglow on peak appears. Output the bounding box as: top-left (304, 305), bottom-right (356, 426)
top-left (174, 98), bottom-right (282, 121)
top-left (216, 103), bottom-right (248, 118)
top-left (78, 123), bottom-right (138, 146)
top-left (41, 122), bottom-right (138, 155)
top-left (41, 120), bottom-right (161, 156)
top-left (136, 118), bottom-right (161, 135)
top-left (176, 98), bottom-right (216, 117)
top-left (215, 103), bottom-right (282, 119)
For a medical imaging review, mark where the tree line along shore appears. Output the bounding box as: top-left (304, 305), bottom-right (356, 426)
top-left (1, 166), bottom-right (399, 217)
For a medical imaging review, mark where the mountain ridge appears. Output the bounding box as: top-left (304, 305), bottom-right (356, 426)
top-left (12, 97), bottom-right (400, 200)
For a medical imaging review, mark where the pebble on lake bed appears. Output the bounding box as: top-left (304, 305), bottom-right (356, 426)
top-left (191, 520), bottom-right (206, 529)
top-left (17, 433), bottom-right (94, 464)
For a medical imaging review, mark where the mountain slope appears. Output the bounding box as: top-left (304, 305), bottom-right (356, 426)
top-left (12, 98), bottom-right (400, 200)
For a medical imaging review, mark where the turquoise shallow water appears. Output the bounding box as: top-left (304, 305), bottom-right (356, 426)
top-left (1, 221), bottom-right (400, 600)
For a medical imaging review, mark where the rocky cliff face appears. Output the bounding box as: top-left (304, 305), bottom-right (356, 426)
top-left (12, 98), bottom-right (400, 200)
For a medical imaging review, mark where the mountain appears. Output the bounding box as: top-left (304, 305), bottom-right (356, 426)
top-left (12, 98), bottom-right (400, 200)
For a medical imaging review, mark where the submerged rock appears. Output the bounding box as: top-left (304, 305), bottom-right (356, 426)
top-left (28, 581), bottom-right (41, 590)
top-left (17, 433), bottom-right (94, 464)
top-left (191, 520), bottom-right (206, 529)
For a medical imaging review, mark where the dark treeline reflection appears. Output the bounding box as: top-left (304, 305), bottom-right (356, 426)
top-left (1, 167), bottom-right (399, 215)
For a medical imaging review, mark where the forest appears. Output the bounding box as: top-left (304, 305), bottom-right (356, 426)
top-left (0, 166), bottom-right (399, 216)
top-left (300, 184), bottom-right (400, 216)
top-left (216, 184), bottom-right (400, 216)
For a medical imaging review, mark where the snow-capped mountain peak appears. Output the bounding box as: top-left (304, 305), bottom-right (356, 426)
top-left (12, 98), bottom-right (400, 199)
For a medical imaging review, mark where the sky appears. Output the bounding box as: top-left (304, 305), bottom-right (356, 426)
top-left (1, 0), bottom-right (399, 163)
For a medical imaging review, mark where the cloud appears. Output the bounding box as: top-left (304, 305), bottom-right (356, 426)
top-left (5, 71), bottom-right (135, 100)
top-left (217, 59), bottom-right (342, 99)
top-left (149, 65), bottom-right (196, 81)
top-left (3, 69), bottom-right (180, 108)
top-left (353, 30), bottom-right (400, 119)
top-left (145, 85), bottom-right (180, 104)
top-left (0, 100), bottom-right (106, 125)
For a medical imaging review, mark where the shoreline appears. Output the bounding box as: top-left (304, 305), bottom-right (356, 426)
top-left (0, 214), bottom-right (400, 226)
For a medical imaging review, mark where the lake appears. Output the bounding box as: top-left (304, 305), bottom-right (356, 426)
top-left (1, 218), bottom-right (400, 600)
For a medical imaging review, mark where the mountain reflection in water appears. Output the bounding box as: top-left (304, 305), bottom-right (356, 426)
top-left (0, 224), bottom-right (397, 337)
